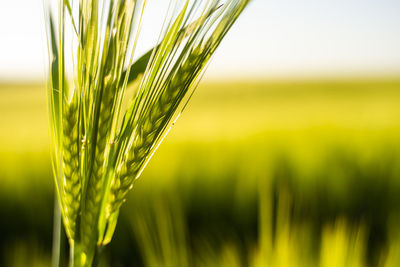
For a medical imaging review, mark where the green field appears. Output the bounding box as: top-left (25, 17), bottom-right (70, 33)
top-left (1, 80), bottom-right (400, 266)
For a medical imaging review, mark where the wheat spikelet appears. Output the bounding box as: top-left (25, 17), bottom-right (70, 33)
top-left (61, 98), bottom-right (81, 241)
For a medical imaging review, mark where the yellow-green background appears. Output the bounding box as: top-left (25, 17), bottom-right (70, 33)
top-left (1, 79), bottom-right (400, 266)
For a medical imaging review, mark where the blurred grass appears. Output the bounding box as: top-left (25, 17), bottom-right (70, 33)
top-left (1, 79), bottom-right (400, 266)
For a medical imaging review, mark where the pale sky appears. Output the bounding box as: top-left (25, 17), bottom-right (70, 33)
top-left (0, 0), bottom-right (399, 81)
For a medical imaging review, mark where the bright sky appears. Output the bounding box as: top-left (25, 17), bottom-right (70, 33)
top-left (0, 0), bottom-right (399, 81)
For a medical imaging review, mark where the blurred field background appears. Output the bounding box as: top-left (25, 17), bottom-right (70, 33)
top-left (1, 79), bottom-right (400, 266)
top-left (1, 0), bottom-right (400, 265)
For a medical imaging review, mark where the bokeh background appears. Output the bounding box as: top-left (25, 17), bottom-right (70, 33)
top-left (1, 0), bottom-right (400, 266)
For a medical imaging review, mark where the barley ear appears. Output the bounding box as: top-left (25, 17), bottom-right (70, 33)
top-left (101, 0), bottom-right (251, 242)
top-left (61, 97), bottom-right (81, 241)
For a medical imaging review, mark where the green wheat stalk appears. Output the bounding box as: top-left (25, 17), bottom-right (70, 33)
top-left (44, 0), bottom-right (250, 266)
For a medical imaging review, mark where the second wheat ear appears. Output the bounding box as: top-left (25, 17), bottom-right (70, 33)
top-left (45, 0), bottom-right (250, 266)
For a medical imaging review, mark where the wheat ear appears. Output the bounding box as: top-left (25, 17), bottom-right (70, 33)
top-left (107, 46), bottom-right (205, 217)
top-left (101, 0), bottom-right (251, 237)
top-left (61, 97), bottom-right (81, 241)
top-left (81, 0), bottom-right (137, 253)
